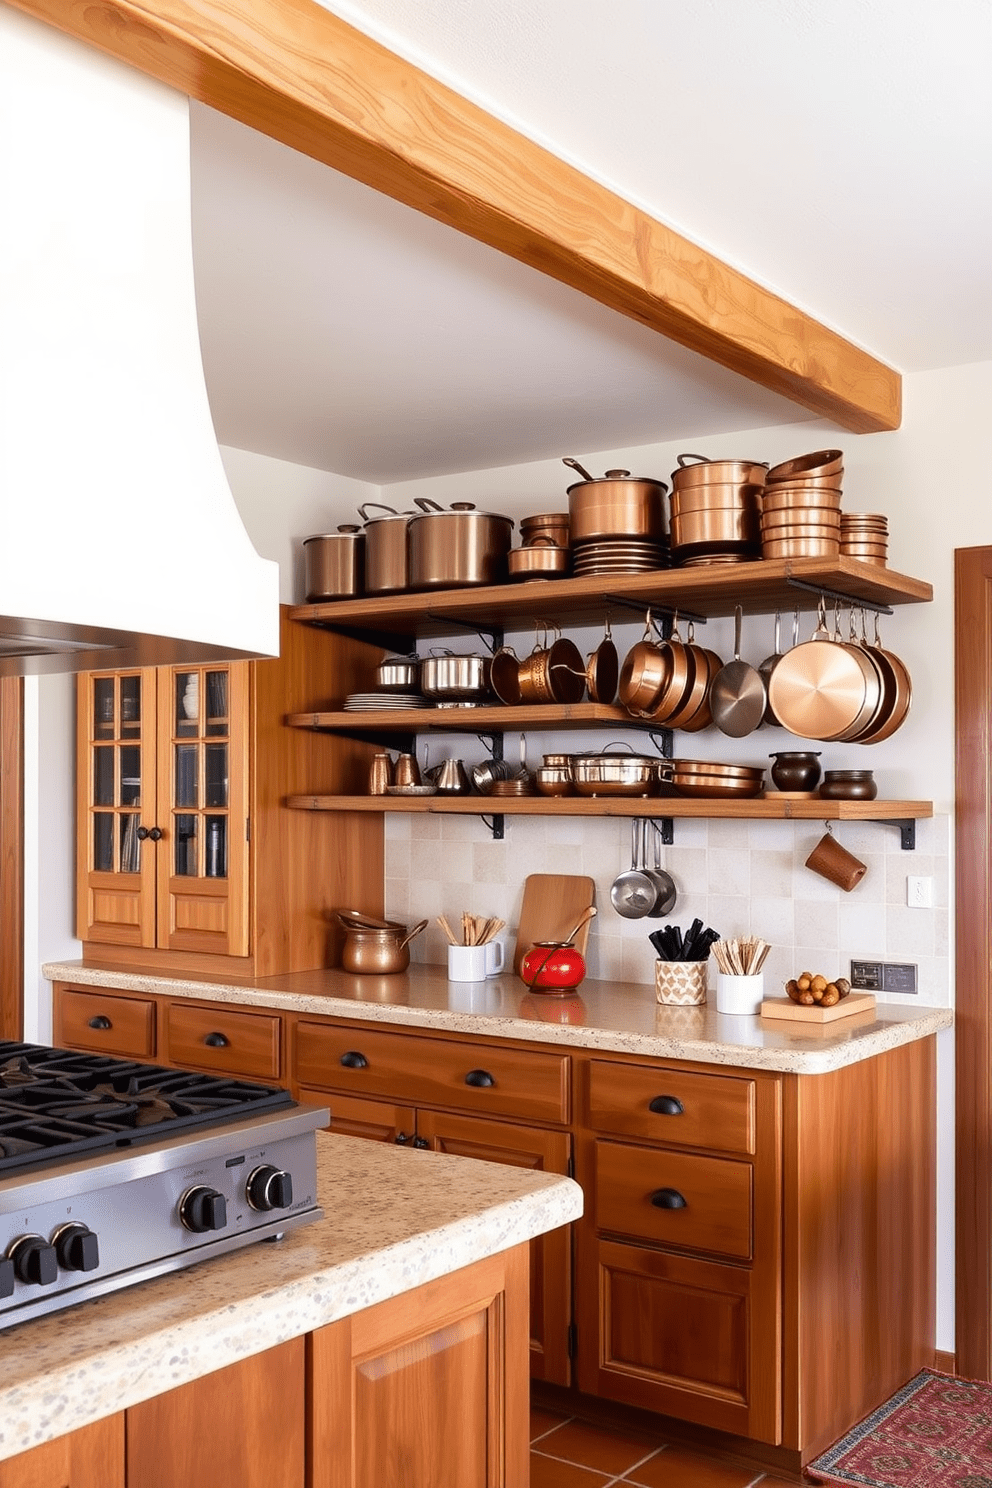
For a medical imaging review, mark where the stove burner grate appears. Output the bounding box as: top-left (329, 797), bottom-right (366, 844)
top-left (0, 1040), bottom-right (294, 1176)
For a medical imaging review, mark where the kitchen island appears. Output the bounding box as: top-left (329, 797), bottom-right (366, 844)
top-left (0, 1131), bottom-right (581, 1483)
top-left (44, 959), bottom-right (950, 1476)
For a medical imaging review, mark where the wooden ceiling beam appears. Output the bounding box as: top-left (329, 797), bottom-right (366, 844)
top-left (8, 0), bottom-right (901, 433)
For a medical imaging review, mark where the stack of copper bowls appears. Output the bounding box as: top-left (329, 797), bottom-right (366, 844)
top-left (760, 450), bottom-right (843, 559)
top-left (669, 454), bottom-right (766, 566)
top-left (840, 512), bottom-right (888, 566)
top-left (520, 512), bottom-right (570, 548)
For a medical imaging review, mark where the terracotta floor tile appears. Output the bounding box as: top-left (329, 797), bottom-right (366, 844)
top-left (530, 1449), bottom-right (614, 1487)
top-left (537, 1418), bottom-right (663, 1476)
top-left (623, 1443), bottom-right (760, 1488)
top-left (531, 1405), bottom-right (572, 1442)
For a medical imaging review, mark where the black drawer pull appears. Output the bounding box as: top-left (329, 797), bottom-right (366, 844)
top-left (87, 1015), bottom-right (112, 1031)
top-left (395, 1132), bottom-right (410, 1145)
top-left (464, 1069), bottom-right (495, 1088)
top-left (204, 1031), bottom-right (229, 1048)
top-left (650, 1188), bottom-right (687, 1210)
top-left (340, 1050), bottom-right (368, 1069)
top-left (412, 1136), bottom-right (429, 1149)
top-left (649, 1095), bottom-right (685, 1116)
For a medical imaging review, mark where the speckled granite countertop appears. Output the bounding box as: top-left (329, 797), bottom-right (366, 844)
top-left (45, 960), bottom-right (951, 1074)
top-left (0, 1132), bottom-right (581, 1464)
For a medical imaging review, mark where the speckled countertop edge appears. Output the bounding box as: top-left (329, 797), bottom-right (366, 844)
top-left (44, 961), bottom-right (953, 1074)
top-left (0, 1135), bottom-right (582, 1463)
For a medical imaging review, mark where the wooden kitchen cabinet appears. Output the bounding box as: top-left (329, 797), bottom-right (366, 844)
top-left (309, 1244), bottom-right (530, 1488)
top-left (574, 1056), bottom-right (783, 1443)
top-left (294, 1021), bottom-right (573, 1386)
top-left (0, 1414), bottom-right (124, 1488)
top-left (75, 609), bottom-right (385, 978)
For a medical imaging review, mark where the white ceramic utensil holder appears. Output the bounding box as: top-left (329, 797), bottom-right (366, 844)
top-left (715, 972), bottom-right (764, 1015)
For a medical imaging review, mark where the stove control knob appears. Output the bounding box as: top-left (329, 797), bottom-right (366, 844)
top-left (179, 1186), bottom-right (228, 1234)
top-left (53, 1223), bottom-right (100, 1273)
top-left (246, 1165), bottom-right (293, 1212)
top-left (8, 1234), bottom-right (58, 1287)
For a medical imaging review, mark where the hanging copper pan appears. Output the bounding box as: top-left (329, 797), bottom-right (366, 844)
top-left (634, 619), bottom-right (690, 721)
top-left (830, 612), bottom-right (885, 741)
top-left (653, 624), bottom-right (709, 727)
top-left (856, 614), bottom-right (912, 743)
top-left (768, 603), bottom-right (877, 742)
top-left (619, 612), bottom-right (671, 714)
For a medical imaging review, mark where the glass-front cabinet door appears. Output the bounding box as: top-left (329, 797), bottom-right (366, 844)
top-left (156, 664), bottom-right (250, 957)
top-left (76, 663), bottom-right (250, 957)
top-left (76, 669), bottom-right (158, 947)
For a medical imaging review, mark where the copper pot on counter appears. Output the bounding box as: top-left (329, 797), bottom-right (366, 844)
top-left (336, 914), bottom-right (428, 974)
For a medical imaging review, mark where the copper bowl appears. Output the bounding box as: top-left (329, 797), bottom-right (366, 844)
top-left (760, 509), bottom-right (841, 532)
top-left (761, 537), bottom-right (841, 558)
top-left (670, 455), bottom-right (768, 489)
top-left (535, 766), bottom-right (575, 797)
top-left (670, 508), bottom-right (761, 545)
top-left (507, 543), bottom-right (570, 580)
top-left (766, 450), bottom-right (844, 481)
top-left (761, 524), bottom-right (844, 543)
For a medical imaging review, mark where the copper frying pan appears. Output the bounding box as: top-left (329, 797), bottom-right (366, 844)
top-left (768, 602), bottom-right (875, 742)
top-left (857, 613), bottom-right (912, 743)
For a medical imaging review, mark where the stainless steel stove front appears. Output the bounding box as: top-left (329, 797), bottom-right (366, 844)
top-left (0, 1103), bottom-right (327, 1331)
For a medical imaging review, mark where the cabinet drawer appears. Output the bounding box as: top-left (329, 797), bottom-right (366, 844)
top-left (58, 988), bottom-right (155, 1058)
top-left (295, 1022), bottom-right (569, 1125)
top-left (167, 1004), bottom-right (281, 1081)
top-left (595, 1140), bottom-right (752, 1260)
top-left (587, 1060), bottom-right (755, 1155)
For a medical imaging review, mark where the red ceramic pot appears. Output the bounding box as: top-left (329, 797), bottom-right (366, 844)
top-left (520, 940), bottom-right (586, 996)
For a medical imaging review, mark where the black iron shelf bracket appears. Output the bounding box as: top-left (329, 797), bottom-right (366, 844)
top-left (475, 732), bottom-right (505, 762)
top-left (647, 816), bottom-right (674, 846)
top-left (425, 616), bottom-right (504, 655)
top-left (480, 813), bottom-right (505, 841)
top-left (878, 818), bottom-right (917, 850)
top-left (784, 577), bottom-right (894, 616)
top-left (602, 594), bottom-right (709, 625)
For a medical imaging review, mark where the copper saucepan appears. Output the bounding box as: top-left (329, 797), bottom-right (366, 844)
top-left (563, 458), bottom-right (669, 542)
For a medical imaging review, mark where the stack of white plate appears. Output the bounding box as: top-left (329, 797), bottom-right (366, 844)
top-left (343, 692), bottom-right (423, 710)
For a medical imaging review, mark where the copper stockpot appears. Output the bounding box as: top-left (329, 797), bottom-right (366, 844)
top-left (407, 499), bottom-right (514, 590)
top-left (358, 502), bottom-right (414, 595)
top-left (563, 458), bottom-right (668, 542)
top-left (303, 526), bottom-right (365, 601)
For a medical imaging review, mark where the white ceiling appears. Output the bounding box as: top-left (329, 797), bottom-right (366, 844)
top-left (190, 0), bottom-right (992, 485)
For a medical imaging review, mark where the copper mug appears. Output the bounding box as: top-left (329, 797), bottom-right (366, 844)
top-left (368, 752), bottom-right (393, 795)
top-left (804, 829), bottom-right (867, 892)
top-left (393, 753), bottom-right (420, 788)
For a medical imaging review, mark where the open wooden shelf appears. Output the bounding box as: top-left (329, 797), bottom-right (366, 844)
top-left (288, 556), bottom-right (933, 643)
top-left (286, 793), bottom-right (932, 824)
top-left (286, 702), bottom-right (653, 735)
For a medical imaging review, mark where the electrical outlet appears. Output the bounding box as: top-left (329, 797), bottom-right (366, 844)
top-left (850, 960), bottom-right (918, 993)
top-left (907, 876), bottom-right (933, 909)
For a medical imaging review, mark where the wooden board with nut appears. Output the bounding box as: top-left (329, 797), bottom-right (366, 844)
top-left (759, 989), bottom-right (877, 1023)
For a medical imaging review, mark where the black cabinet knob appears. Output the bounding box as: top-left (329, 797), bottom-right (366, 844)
top-left (649, 1188), bottom-right (687, 1210)
top-left (649, 1095), bottom-right (685, 1117)
top-left (54, 1224), bottom-right (100, 1273)
top-left (87, 1015), bottom-right (112, 1031)
top-left (412, 1136), bottom-right (429, 1149)
top-left (203, 1031), bottom-right (229, 1048)
top-left (0, 1257), bottom-right (14, 1298)
top-left (8, 1235), bottom-right (58, 1287)
top-left (464, 1069), bottom-right (495, 1088)
top-left (340, 1050), bottom-right (368, 1069)
top-left (395, 1132), bottom-right (411, 1145)
top-left (179, 1186), bottom-right (228, 1233)
top-left (136, 825), bottom-right (150, 841)
top-left (246, 1165), bottom-right (293, 1212)
top-left (148, 827), bottom-right (163, 841)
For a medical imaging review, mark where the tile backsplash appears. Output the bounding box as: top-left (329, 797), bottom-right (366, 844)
top-left (384, 812), bottom-right (950, 1005)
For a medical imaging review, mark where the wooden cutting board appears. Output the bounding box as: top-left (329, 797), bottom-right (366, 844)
top-left (759, 990), bottom-right (876, 1023)
top-left (513, 874), bottom-right (596, 975)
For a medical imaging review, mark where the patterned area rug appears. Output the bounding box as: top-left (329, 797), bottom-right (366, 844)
top-left (807, 1369), bottom-right (992, 1487)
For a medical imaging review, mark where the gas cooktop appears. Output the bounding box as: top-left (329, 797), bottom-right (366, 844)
top-left (0, 1040), bottom-right (327, 1331)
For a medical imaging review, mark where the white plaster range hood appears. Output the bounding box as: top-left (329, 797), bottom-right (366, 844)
top-left (0, 8), bottom-right (279, 676)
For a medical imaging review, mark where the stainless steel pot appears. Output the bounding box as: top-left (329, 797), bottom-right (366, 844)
top-left (571, 746), bottom-right (660, 797)
top-left (375, 655), bottom-right (420, 692)
top-left (407, 500), bottom-right (514, 590)
top-left (419, 652), bottom-right (491, 700)
top-left (563, 458), bottom-right (668, 542)
top-left (359, 502), bottom-right (414, 594)
top-left (303, 526), bottom-right (365, 601)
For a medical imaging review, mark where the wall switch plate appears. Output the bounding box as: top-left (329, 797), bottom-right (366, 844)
top-left (907, 876), bottom-right (933, 908)
top-left (850, 959), bottom-right (918, 994)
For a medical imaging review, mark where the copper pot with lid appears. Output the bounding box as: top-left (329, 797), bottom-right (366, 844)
top-left (407, 499), bottom-right (514, 590)
top-left (563, 458), bottom-right (668, 542)
top-left (358, 502), bottom-right (414, 595)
